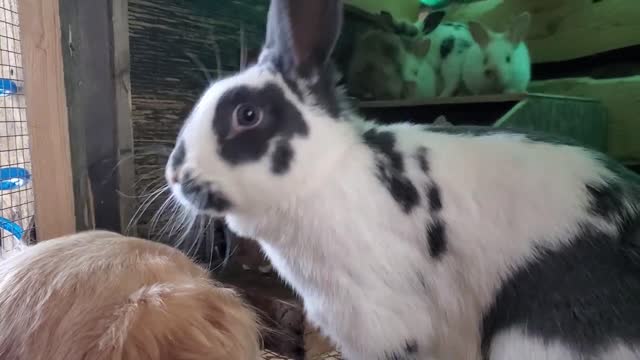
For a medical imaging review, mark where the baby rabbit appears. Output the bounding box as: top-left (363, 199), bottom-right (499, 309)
top-left (463, 12), bottom-right (532, 94)
top-left (0, 231), bottom-right (260, 360)
top-left (415, 14), bottom-right (474, 96)
top-left (166, 0), bottom-right (640, 359)
top-left (347, 30), bottom-right (436, 100)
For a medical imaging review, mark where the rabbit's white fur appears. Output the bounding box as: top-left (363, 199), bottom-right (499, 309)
top-left (404, 51), bottom-right (438, 98)
top-left (420, 22), bottom-right (474, 97)
top-left (462, 14), bottom-right (532, 94)
top-left (167, 1), bottom-right (640, 359)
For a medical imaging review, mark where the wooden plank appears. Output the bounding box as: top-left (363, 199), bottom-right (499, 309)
top-left (19, 0), bottom-right (76, 239)
top-left (58, 0), bottom-right (132, 232)
top-left (112, 0), bottom-right (135, 234)
top-left (447, 0), bottom-right (640, 64)
top-left (529, 76), bottom-right (640, 161)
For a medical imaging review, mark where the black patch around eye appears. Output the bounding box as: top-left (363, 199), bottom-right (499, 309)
top-left (440, 37), bottom-right (455, 59)
top-left (271, 139), bottom-right (294, 175)
top-left (170, 141), bottom-right (186, 170)
top-left (363, 129), bottom-right (419, 214)
top-left (212, 83), bottom-right (308, 167)
top-left (426, 219), bottom-right (446, 258)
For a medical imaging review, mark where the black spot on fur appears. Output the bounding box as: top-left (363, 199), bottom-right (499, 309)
top-left (382, 340), bottom-right (419, 360)
top-left (170, 141), bottom-right (186, 169)
top-left (415, 146), bottom-right (429, 173)
top-left (480, 223), bottom-right (640, 359)
top-left (363, 129), bottom-right (404, 171)
top-left (427, 184), bottom-right (442, 212)
top-left (212, 83), bottom-right (307, 166)
top-left (181, 174), bottom-right (232, 212)
top-left (426, 219), bottom-right (446, 258)
top-left (374, 160), bottom-right (420, 213)
top-left (271, 139), bottom-right (294, 175)
top-left (440, 37), bottom-right (455, 59)
top-left (204, 189), bottom-right (232, 212)
top-left (586, 182), bottom-right (624, 220)
top-left (363, 129), bottom-right (419, 213)
top-left (404, 340), bottom-right (418, 354)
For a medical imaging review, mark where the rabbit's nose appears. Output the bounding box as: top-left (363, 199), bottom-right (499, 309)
top-left (484, 68), bottom-right (496, 78)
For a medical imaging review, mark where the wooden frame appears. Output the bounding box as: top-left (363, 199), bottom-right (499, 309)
top-left (19, 0), bottom-right (134, 239)
top-left (19, 0), bottom-right (76, 239)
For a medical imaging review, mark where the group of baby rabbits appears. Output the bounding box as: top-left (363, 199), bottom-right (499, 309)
top-left (347, 10), bottom-right (532, 100)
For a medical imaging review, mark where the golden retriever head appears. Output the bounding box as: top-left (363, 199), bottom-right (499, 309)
top-left (0, 231), bottom-right (260, 360)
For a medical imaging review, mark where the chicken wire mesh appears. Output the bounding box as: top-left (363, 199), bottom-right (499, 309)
top-left (0, 0), bottom-right (34, 259)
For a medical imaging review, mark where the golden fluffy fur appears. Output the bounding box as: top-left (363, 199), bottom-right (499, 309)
top-left (0, 231), bottom-right (260, 360)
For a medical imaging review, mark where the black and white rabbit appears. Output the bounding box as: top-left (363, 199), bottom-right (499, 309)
top-left (347, 12), bottom-right (443, 101)
top-left (166, 1), bottom-right (640, 359)
top-left (347, 29), bottom-right (433, 100)
top-left (462, 13), bottom-right (532, 94)
top-left (416, 17), bottom-right (474, 97)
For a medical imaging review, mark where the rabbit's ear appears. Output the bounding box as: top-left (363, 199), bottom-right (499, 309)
top-left (508, 12), bottom-right (531, 44)
top-left (421, 10), bottom-right (446, 35)
top-left (262, 0), bottom-right (343, 78)
top-left (468, 21), bottom-right (490, 48)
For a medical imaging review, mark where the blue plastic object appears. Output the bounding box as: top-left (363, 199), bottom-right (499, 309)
top-left (0, 167), bottom-right (31, 191)
top-left (0, 78), bottom-right (19, 97)
top-left (0, 216), bottom-right (23, 240)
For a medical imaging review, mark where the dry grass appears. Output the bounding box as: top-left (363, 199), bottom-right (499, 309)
top-left (0, 0), bottom-right (34, 258)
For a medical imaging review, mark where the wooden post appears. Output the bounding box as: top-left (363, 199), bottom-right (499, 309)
top-left (19, 0), bottom-right (133, 238)
top-left (19, 0), bottom-right (76, 239)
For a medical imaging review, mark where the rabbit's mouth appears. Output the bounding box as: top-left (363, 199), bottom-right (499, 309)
top-left (170, 171), bottom-right (233, 215)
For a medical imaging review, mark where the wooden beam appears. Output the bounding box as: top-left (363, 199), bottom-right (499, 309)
top-left (19, 0), bottom-right (76, 239)
top-left (112, 0), bottom-right (136, 234)
top-left (19, 0), bottom-right (133, 237)
top-left (57, 0), bottom-right (133, 233)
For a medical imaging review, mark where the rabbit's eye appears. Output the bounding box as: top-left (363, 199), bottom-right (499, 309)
top-left (235, 104), bottom-right (263, 127)
top-left (506, 55), bottom-right (511, 63)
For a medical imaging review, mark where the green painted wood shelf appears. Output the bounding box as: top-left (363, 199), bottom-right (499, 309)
top-left (357, 93), bottom-right (608, 152)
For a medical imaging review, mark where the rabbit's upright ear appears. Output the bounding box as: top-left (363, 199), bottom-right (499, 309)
top-left (261, 0), bottom-right (343, 78)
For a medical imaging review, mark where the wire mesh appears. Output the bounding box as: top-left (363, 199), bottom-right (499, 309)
top-left (0, 0), bottom-right (34, 258)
